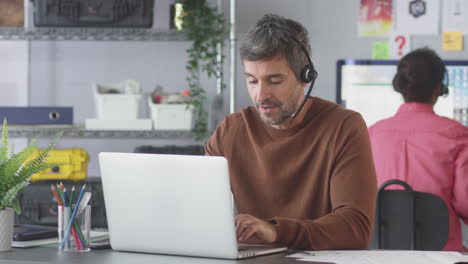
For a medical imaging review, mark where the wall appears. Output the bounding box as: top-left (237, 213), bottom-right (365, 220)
top-left (233, 0), bottom-right (468, 110)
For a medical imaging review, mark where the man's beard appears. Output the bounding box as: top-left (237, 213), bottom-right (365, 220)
top-left (255, 98), bottom-right (299, 126)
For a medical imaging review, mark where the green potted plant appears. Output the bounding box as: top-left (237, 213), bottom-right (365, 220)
top-left (175, 0), bottom-right (228, 141)
top-left (0, 119), bottom-right (61, 252)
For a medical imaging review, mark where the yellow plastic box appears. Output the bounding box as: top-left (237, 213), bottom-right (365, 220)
top-left (28, 148), bottom-right (90, 182)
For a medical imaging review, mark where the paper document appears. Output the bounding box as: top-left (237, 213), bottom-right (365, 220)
top-left (287, 250), bottom-right (468, 264)
top-left (442, 0), bottom-right (468, 32)
top-left (12, 230), bottom-right (108, 248)
top-left (394, 0), bottom-right (440, 35)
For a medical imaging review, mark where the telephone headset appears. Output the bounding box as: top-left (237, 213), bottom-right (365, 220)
top-left (268, 24), bottom-right (318, 118)
top-left (392, 58), bottom-right (449, 97)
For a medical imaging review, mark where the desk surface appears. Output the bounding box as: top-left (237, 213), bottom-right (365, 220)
top-left (0, 248), bottom-right (319, 264)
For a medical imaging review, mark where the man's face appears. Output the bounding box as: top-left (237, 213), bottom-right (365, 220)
top-left (244, 54), bottom-right (305, 126)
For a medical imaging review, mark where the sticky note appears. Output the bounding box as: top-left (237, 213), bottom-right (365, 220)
top-left (373, 41), bottom-right (390, 59)
top-left (442, 32), bottom-right (463, 51)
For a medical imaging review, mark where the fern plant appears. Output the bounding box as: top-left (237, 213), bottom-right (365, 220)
top-left (0, 119), bottom-right (62, 214)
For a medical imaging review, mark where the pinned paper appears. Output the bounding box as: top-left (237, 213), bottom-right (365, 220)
top-left (394, 0), bottom-right (440, 35)
top-left (442, 0), bottom-right (468, 32)
top-left (442, 31), bottom-right (464, 51)
top-left (358, 0), bottom-right (393, 36)
top-left (372, 41), bottom-right (390, 59)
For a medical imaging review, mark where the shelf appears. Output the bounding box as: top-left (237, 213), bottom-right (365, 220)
top-left (8, 125), bottom-right (194, 138)
top-left (0, 27), bottom-right (187, 41)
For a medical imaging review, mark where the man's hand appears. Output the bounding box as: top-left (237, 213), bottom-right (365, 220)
top-left (235, 214), bottom-right (277, 244)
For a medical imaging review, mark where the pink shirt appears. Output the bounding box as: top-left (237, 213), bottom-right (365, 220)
top-left (368, 102), bottom-right (468, 251)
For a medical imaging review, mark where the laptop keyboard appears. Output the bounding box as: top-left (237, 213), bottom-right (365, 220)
top-left (238, 244), bottom-right (278, 252)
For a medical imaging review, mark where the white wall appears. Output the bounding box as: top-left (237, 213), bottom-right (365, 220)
top-left (233, 0), bottom-right (468, 110)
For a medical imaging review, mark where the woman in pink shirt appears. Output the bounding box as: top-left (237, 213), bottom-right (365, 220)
top-left (368, 48), bottom-right (468, 251)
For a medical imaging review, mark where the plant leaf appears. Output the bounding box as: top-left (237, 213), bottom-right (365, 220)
top-left (0, 129), bottom-right (62, 213)
top-left (0, 144), bottom-right (37, 195)
top-left (22, 132), bottom-right (62, 172)
top-left (0, 181), bottom-right (29, 211)
top-left (0, 118), bottom-right (9, 164)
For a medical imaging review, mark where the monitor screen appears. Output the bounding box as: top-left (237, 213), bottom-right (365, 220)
top-left (336, 59), bottom-right (468, 127)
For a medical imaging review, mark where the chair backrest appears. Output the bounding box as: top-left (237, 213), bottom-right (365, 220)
top-left (369, 179), bottom-right (449, 250)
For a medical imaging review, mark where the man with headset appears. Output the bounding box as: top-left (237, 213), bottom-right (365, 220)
top-left (205, 14), bottom-right (377, 250)
top-left (368, 48), bottom-right (468, 251)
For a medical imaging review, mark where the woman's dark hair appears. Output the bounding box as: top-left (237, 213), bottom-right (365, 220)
top-left (392, 48), bottom-right (447, 103)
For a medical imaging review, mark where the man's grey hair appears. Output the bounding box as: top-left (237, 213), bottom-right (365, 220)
top-left (240, 14), bottom-right (311, 81)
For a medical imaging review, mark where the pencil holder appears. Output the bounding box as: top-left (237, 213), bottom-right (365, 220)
top-left (58, 205), bottom-right (91, 252)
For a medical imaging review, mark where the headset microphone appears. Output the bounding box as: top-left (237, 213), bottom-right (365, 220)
top-left (288, 35), bottom-right (318, 118)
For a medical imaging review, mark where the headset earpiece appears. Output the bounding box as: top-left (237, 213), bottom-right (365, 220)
top-left (392, 73), bottom-right (402, 93)
top-left (440, 85), bottom-right (449, 96)
top-left (300, 64), bottom-right (318, 83)
top-left (440, 68), bottom-right (449, 97)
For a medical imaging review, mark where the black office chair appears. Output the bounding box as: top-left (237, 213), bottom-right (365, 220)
top-left (369, 179), bottom-right (449, 250)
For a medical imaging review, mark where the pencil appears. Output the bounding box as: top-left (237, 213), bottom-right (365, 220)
top-left (71, 225), bottom-right (83, 250)
top-left (63, 187), bottom-right (68, 207)
top-left (73, 220), bottom-right (87, 248)
top-left (50, 185), bottom-right (63, 206)
top-left (56, 184), bottom-right (66, 207)
top-left (69, 186), bottom-right (75, 207)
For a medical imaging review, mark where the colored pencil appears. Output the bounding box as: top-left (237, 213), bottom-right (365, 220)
top-left (56, 184), bottom-right (65, 205)
top-left (69, 186), bottom-right (75, 206)
top-left (74, 221), bottom-right (88, 248)
top-left (63, 187), bottom-right (68, 207)
top-left (50, 185), bottom-right (63, 206)
top-left (71, 225), bottom-right (82, 250)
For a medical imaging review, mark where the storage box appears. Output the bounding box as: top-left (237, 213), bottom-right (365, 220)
top-left (94, 80), bottom-right (142, 120)
top-left (148, 98), bottom-right (193, 130)
top-left (32, 0), bottom-right (154, 28)
top-left (27, 148), bottom-right (90, 182)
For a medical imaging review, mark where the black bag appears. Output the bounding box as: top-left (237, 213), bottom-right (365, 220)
top-left (32, 0), bottom-right (154, 28)
top-left (16, 179), bottom-right (107, 229)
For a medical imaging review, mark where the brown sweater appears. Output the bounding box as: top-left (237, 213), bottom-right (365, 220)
top-left (205, 97), bottom-right (377, 250)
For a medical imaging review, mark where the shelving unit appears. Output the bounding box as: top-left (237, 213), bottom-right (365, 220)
top-left (8, 125), bottom-right (193, 139)
top-left (0, 27), bottom-right (186, 41)
top-left (3, 0), bottom-right (237, 143)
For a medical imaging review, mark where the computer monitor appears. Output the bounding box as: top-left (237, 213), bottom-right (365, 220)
top-left (336, 59), bottom-right (468, 127)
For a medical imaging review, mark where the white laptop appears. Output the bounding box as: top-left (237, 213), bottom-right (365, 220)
top-left (98, 152), bottom-right (288, 259)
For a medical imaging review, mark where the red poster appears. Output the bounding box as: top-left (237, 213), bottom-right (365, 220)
top-left (359, 0), bottom-right (393, 36)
